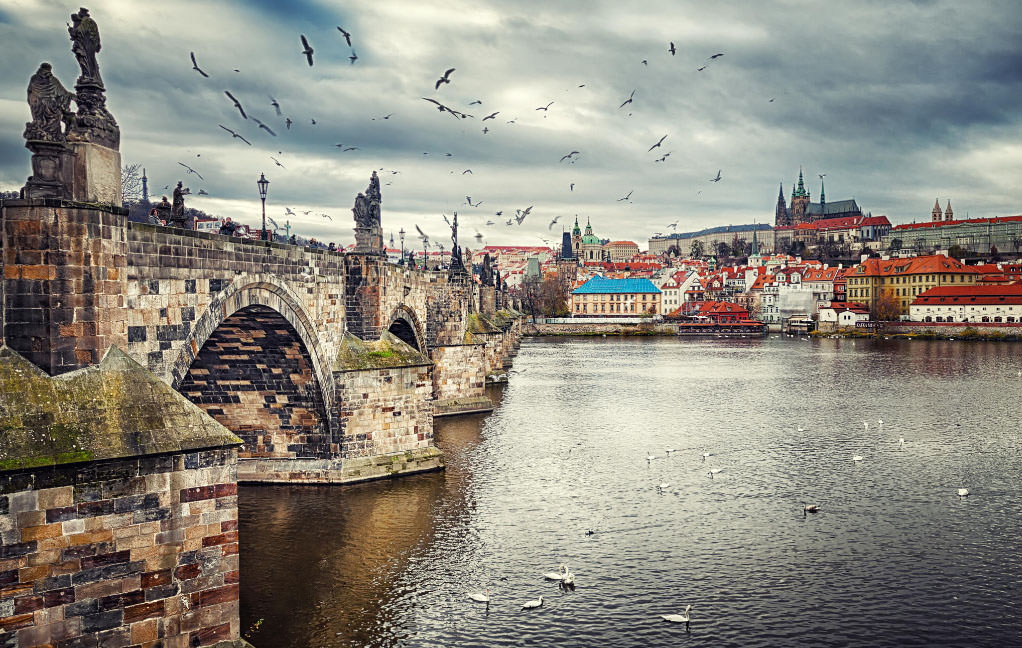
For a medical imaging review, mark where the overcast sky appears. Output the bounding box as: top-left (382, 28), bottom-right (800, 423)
top-left (2, 0), bottom-right (1021, 248)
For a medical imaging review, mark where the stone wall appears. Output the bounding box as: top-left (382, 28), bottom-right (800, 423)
top-left (2, 200), bottom-right (128, 376)
top-left (334, 363), bottom-right (435, 458)
top-left (0, 449), bottom-right (243, 648)
top-left (430, 344), bottom-right (491, 416)
top-left (529, 321), bottom-right (675, 336)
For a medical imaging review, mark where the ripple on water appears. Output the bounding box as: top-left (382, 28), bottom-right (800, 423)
top-left (240, 337), bottom-right (1022, 647)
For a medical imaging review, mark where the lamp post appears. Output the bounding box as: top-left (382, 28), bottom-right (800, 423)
top-left (257, 173), bottom-right (269, 241)
top-left (399, 227), bottom-right (405, 265)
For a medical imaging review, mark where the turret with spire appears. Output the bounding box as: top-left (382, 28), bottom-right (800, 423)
top-left (932, 198), bottom-right (943, 222)
top-left (944, 200), bottom-right (953, 222)
top-left (819, 177), bottom-right (826, 210)
top-left (790, 168), bottom-right (811, 224)
top-left (775, 181), bottom-right (788, 226)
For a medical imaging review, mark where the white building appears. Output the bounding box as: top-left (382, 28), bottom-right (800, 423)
top-left (909, 285), bottom-right (1022, 323)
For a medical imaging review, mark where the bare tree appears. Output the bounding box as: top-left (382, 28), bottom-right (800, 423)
top-left (122, 163), bottom-right (143, 204)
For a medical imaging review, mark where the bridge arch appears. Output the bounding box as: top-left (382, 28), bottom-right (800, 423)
top-left (169, 273), bottom-right (337, 453)
top-left (385, 304), bottom-right (426, 352)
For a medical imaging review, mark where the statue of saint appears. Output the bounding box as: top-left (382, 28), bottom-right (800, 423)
top-left (450, 211), bottom-right (459, 250)
top-left (24, 63), bottom-right (75, 142)
top-left (352, 192), bottom-right (373, 228)
top-left (169, 182), bottom-right (190, 227)
top-left (68, 7), bottom-right (102, 85)
top-left (154, 195), bottom-right (172, 224)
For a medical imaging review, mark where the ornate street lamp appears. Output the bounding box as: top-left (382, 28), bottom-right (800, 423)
top-left (257, 173), bottom-right (269, 241)
top-left (399, 227), bottom-right (406, 265)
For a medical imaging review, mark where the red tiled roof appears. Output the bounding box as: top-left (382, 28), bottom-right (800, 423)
top-left (892, 214), bottom-right (1022, 231)
top-left (912, 284), bottom-right (1022, 306)
top-left (854, 255), bottom-right (979, 277)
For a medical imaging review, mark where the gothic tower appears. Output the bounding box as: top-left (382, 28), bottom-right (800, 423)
top-left (790, 168), bottom-right (810, 224)
top-left (141, 167), bottom-right (148, 202)
top-left (774, 182), bottom-right (788, 226)
top-left (932, 198), bottom-right (942, 222)
top-left (572, 215), bottom-right (582, 258)
top-left (944, 200), bottom-right (953, 222)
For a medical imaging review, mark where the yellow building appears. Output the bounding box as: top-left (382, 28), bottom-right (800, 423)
top-left (570, 276), bottom-right (662, 316)
top-left (846, 254), bottom-right (979, 318)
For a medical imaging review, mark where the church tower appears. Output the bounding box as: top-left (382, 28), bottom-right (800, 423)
top-left (572, 215), bottom-right (582, 258)
top-left (790, 168), bottom-right (810, 224)
top-left (944, 200), bottom-right (953, 222)
top-left (932, 198), bottom-right (943, 222)
top-left (141, 167), bottom-right (148, 203)
top-left (774, 182), bottom-right (788, 226)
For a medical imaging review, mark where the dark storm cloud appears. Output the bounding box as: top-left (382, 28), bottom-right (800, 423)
top-left (1, 0), bottom-right (1020, 244)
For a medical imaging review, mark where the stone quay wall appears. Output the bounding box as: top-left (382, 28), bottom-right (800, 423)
top-left (0, 448), bottom-right (244, 648)
top-left (528, 321), bottom-right (674, 336)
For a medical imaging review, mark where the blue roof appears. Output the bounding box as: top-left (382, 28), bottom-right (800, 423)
top-left (572, 276), bottom-right (661, 294)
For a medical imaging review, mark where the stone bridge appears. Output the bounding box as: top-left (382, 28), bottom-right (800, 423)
top-left (2, 197), bottom-right (522, 484)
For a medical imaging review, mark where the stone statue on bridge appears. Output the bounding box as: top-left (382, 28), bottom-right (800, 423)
top-left (24, 63), bottom-right (75, 143)
top-left (168, 181), bottom-right (191, 228)
top-left (480, 253), bottom-right (494, 286)
top-left (69, 8), bottom-right (103, 85)
top-left (352, 171), bottom-right (384, 254)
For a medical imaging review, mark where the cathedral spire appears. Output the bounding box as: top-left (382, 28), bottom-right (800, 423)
top-left (932, 198), bottom-right (942, 222)
top-left (819, 178), bottom-right (825, 206)
top-left (944, 200), bottom-right (953, 222)
top-left (794, 167), bottom-right (808, 198)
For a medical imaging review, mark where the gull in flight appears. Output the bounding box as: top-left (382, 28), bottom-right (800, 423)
top-left (336, 26), bottom-right (352, 47)
top-left (648, 134), bottom-right (668, 152)
top-left (619, 90), bottom-right (635, 109)
top-left (536, 101), bottom-right (554, 111)
top-left (300, 35), bottom-right (314, 66)
top-left (218, 124), bottom-right (251, 145)
top-left (177, 162), bottom-right (204, 181)
top-left (710, 170), bottom-right (722, 182)
top-left (269, 96), bottom-right (281, 115)
top-left (560, 151), bottom-right (580, 163)
top-left (224, 91), bottom-right (246, 119)
top-left (435, 67), bottom-right (456, 90)
top-left (548, 215), bottom-right (561, 230)
top-left (617, 190), bottom-right (633, 202)
top-left (190, 52), bottom-right (209, 78)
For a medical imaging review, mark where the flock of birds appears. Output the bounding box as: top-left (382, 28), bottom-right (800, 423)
top-left (176, 21), bottom-right (744, 246)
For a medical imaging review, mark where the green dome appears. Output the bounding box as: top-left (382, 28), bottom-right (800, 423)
top-left (582, 235), bottom-right (601, 245)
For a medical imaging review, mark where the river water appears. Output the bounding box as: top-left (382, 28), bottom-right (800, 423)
top-left (239, 337), bottom-right (1022, 647)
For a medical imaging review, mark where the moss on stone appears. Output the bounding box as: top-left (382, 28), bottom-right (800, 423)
top-left (0, 346), bottom-right (241, 472)
top-left (334, 331), bottom-right (432, 371)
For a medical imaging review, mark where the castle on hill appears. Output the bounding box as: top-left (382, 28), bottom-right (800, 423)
top-left (774, 169), bottom-right (863, 227)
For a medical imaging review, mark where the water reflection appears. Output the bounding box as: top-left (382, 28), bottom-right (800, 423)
top-left (241, 338), bottom-right (1022, 647)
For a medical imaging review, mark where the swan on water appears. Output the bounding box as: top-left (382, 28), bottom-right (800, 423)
top-left (561, 569), bottom-right (575, 587)
top-left (543, 565), bottom-right (567, 580)
top-left (661, 604), bottom-right (692, 627)
top-left (852, 455), bottom-right (864, 462)
top-left (708, 468), bottom-right (723, 478)
top-left (657, 480), bottom-right (670, 492)
top-left (646, 452), bottom-right (658, 463)
top-left (957, 488), bottom-right (969, 497)
top-left (797, 426), bottom-right (805, 433)
top-left (898, 437), bottom-right (905, 448)
top-left (701, 452), bottom-right (712, 461)
top-left (803, 502), bottom-right (819, 514)
top-left (665, 448), bottom-right (676, 456)
top-left (521, 596), bottom-right (544, 610)
top-left (863, 421), bottom-right (869, 432)
top-left (467, 590), bottom-right (490, 604)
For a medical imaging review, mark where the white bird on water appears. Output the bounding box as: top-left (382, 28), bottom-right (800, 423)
top-left (661, 604), bottom-right (692, 627)
top-left (657, 480), bottom-right (670, 492)
top-left (701, 452), bottom-right (712, 461)
top-left (797, 426), bottom-right (805, 433)
top-left (957, 488), bottom-right (970, 497)
top-left (898, 437), bottom-right (905, 448)
top-left (561, 568), bottom-right (575, 587)
top-left (467, 590), bottom-right (490, 604)
top-left (665, 448), bottom-right (676, 456)
top-left (521, 596), bottom-right (544, 610)
top-left (852, 455), bottom-right (864, 462)
top-left (708, 468), bottom-right (723, 478)
top-left (543, 565), bottom-right (567, 581)
top-left (646, 452), bottom-right (658, 463)
top-left (863, 421), bottom-right (869, 432)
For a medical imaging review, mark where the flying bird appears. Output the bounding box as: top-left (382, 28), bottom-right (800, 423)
top-left (310, 118), bottom-right (317, 125)
top-left (320, 213), bottom-right (332, 220)
top-left (548, 215), bottom-right (561, 230)
top-left (482, 111), bottom-right (499, 121)
top-left (224, 91), bottom-right (247, 119)
top-left (482, 127), bottom-right (489, 134)
top-left (466, 197), bottom-right (483, 207)
top-left (619, 90), bottom-right (635, 109)
top-left (617, 190), bottom-right (633, 202)
top-left (349, 50), bottom-right (358, 65)
top-left (218, 124), bottom-right (251, 145)
top-left (667, 221), bottom-right (678, 230)
top-left (300, 34), bottom-right (314, 66)
top-left (668, 42), bottom-right (676, 56)
top-left (336, 26), bottom-right (352, 47)
top-left (462, 169), bottom-right (473, 174)
top-left (177, 162), bottom-right (204, 181)
top-left (421, 97), bottom-right (469, 119)
top-left (468, 100), bottom-right (483, 105)
top-left (560, 151), bottom-right (580, 162)
top-left (485, 220), bottom-right (495, 226)
top-left (709, 52), bottom-right (724, 59)
top-left (570, 183), bottom-right (574, 191)
top-left (269, 96), bottom-right (281, 115)
top-left (371, 113), bottom-right (394, 121)
top-left (648, 134), bottom-right (668, 152)
top-left (435, 68), bottom-right (456, 90)
top-left (697, 65), bottom-right (707, 72)
top-left (536, 101), bottom-right (554, 111)
top-left (654, 152), bottom-right (672, 163)
top-left (710, 170), bottom-right (722, 182)
top-left (252, 119), bottom-right (276, 136)
top-left (268, 216), bottom-right (280, 231)
top-left (190, 52), bottom-right (209, 78)
top-left (271, 156), bottom-right (285, 168)
top-left (197, 189), bottom-right (209, 196)
top-left (284, 207), bottom-right (296, 216)
top-left (342, 147), bottom-right (359, 152)
top-left (285, 117), bottom-right (292, 130)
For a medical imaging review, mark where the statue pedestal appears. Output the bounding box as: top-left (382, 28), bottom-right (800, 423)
top-left (70, 141), bottom-right (121, 204)
top-left (23, 140), bottom-right (74, 200)
top-left (354, 225), bottom-right (384, 254)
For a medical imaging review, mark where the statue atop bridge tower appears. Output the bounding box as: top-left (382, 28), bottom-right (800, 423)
top-left (352, 170), bottom-right (384, 254)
